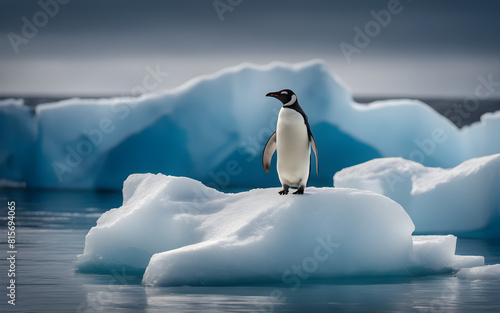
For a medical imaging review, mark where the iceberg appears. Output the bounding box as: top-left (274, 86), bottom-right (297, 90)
top-left (334, 154), bottom-right (500, 237)
top-left (457, 264), bottom-right (500, 280)
top-left (76, 174), bottom-right (483, 286)
top-left (0, 99), bottom-right (36, 183)
top-left (2, 60), bottom-right (500, 190)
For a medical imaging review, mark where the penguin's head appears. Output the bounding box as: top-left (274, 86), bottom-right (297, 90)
top-left (266, 89), bottom-right (297, 106)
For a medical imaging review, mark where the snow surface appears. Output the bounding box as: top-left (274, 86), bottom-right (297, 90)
top-left (76, 174), bottom-right (483, 286)
top-left (2, 60), bottom-right (500, 189)
top-left (334, 154), bottom-right (500, 237)
top-left (456, 264), bottom-right (500, 280)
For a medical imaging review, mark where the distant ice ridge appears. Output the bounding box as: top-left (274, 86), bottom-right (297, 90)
top-left (1, 60), bottom-right (500, 190)
top-left (75, 174), bottom-right (483, 286)
top-left (0, 179), bottom-right (26, 188)
top-left (334, 154), bottom-right (500, 237)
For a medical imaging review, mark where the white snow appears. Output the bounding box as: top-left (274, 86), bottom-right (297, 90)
top-left (456, 264), bottom-right (500, 280)
top-left (334, 154), bottom-right (500, 236)
top-left (1, 60), bottom-right (500, 189)
top-left (76, 173), bottom-right (484, 286)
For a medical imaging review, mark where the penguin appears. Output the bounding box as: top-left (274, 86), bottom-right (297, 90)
top-left (262, 89), bottom-right (319, 195)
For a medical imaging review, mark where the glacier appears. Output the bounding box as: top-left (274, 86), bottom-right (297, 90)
top-left (334, 154), bottom-right (500, 237)
top-left (76, 173), bottom-right (484, 286)
top-left (1, 60), bottom-right (500, 190)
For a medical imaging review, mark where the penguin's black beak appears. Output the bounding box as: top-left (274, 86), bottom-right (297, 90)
top-left (266, 92), bottom-right (278, 98)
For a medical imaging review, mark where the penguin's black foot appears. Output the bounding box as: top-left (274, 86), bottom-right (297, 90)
top-left (293, 186), bottom-right (305, 195)
top-left (279, 189), bottom-right (289, 195)
top-left (279, 185), bottom-right (290, 195)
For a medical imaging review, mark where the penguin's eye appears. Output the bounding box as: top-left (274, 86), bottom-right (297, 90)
top-left (281, 91), bottom-right (288, 95)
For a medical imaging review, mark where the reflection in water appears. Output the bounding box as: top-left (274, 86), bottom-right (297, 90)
top-left (80, 284), bottom-right (148, 313)
top-left (146, 288), bottom-right (280, 313)
top-left (410, 278), bottom-right (460, 312)
top-left (142, 278), bottom-right (472, 313)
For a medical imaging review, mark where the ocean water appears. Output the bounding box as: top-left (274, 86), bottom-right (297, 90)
top-left (1, 188), bottom-right (500, 313)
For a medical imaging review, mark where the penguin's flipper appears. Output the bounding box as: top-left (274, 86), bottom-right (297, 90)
top-left (309, 133), bottom-right (319, 174)
top-left (262, 131), bottom-right (277, 173)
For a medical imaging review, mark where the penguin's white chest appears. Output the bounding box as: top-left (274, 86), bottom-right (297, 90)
top-left (276, 108), bottom-right (310, 187)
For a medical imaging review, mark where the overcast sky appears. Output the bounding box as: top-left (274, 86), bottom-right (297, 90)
top-left (1, 0), bottom-right (499, 98)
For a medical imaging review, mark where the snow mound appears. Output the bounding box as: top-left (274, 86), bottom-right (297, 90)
top-left (334, 154), bottom-right (500, 237)
top-left (456, 264), bottom-right (500, 280)
top-left (2, 60), bottom-right (500, 190)
top-left (76, 174), bottom-right (483, 286)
